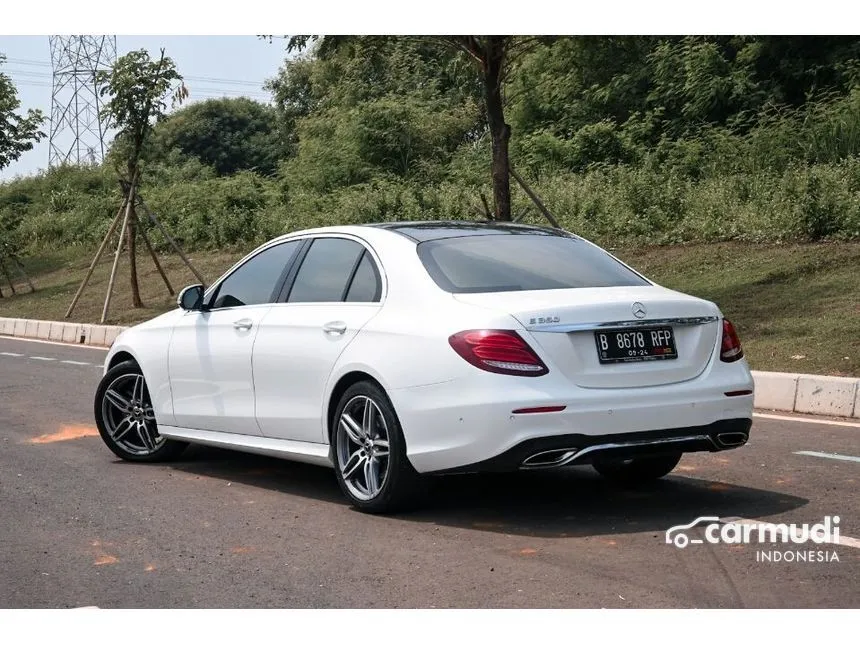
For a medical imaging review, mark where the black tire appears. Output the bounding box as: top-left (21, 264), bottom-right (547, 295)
top-left (592, 452), bottom-right (682, 485)
top-left (331, 380), bottom-right (422, 513)
top-left (94, 359), bottom-right (187, 462)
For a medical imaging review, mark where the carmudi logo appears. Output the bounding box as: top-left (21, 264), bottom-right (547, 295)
top-left (665, 516), bottom-right (842, 563)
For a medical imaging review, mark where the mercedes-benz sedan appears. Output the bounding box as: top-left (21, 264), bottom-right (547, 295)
top-left (95, 221), bottom-right (754, 512)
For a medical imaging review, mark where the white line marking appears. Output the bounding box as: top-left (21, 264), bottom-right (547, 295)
top-left (0, 335), bottom-right (109, 351)
top-left (29, 356), bottom-right (56, 361)
top-left (720, 516), bottom-right (860, 549)
top-left (754, 412), bottom-right (860, 429)
top-left (0, 351), bottom-right (24, 357)
top-left (794, 450), bottom-right (860, 464)
top-left (60, 360), bottom-right (91, 366)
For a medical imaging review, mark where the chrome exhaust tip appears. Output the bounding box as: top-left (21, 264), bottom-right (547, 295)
top-left (521, 448), bottom-right (578, 469)
top-left (716, 432), bottom-right (748, 448)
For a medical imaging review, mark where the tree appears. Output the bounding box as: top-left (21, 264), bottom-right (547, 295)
top-left (149, 97), bottom-right (285, 176)
top-left (0, 54), bottom-right (46, 171)
top-left (96, 48), bottom-right (186, 308)
top-left (280, 36), bottom-right (542, 221)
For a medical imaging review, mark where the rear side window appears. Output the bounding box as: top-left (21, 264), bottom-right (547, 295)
top-left (288, 238), bottom-right (366, 303)
top-left (417, 234), bottom-right (649, 294)
top-left (208, 240), bottom-right (301, 309)
top-left (345, 252), bottom-right (382, 302)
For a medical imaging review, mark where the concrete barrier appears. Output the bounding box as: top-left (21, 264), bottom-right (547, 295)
top-left (794, 375), bottom-right (858, 417)
top-left (0, 317), bottom-right (128, 349)
top-left (750, 371), bottom-right (801, 412)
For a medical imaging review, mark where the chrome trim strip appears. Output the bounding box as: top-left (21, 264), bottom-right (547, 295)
top-left (520, 434), bottom-right (714, 470)
top-left (526, 316), bottom-right (719, 333)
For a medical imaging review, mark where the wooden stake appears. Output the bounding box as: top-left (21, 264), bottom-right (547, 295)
top-left (65, 195), bottom-right (129, 318)
top-left (101, 186), bottom-right (135, 323)
top-left (136, 198), bottom-right (206, 287)
top-left (509, 165), bottom-right (561, 229)
top-left (138, 221), bottom-right (174, 296)
top-left (0, 258), bottom-right (17, 295)
top-left (479, 193), bottom-right (493, 220)
top-left (11, 256), bottom-right (35, 292)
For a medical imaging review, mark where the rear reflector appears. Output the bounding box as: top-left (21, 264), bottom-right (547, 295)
top-left (724, 390), bottom-right (753, 397)
top-left (448, 330), bottom-right (549, 377)
top-left (720, 319), bottom-right (744, 363)
top-left (512, 405), bottom-right (567, 414)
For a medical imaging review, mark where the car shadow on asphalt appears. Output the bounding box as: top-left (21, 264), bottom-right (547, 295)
top-left (167, 445), bottom-right (809, 539)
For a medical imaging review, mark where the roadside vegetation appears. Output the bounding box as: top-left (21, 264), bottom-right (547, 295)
top-left (1, 36), bottom-right (859, 374)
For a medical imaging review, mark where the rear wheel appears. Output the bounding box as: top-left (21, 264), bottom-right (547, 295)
top-left (592, 453), bottom-right (682, 484)
top-left (332, 381), bottom-right (422, 513)
top-left (94, 360), bottom-right (187, 462)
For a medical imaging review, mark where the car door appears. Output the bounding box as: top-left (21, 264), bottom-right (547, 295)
top-left (253, 235), bottom-right (385, 443)
top-left (168, 239), bottom-right (303, 434)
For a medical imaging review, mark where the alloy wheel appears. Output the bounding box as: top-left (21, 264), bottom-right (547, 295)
top-left (100, 372), bottom-right (164, 456)
top-left (336, 395), bottom-right (391, 501)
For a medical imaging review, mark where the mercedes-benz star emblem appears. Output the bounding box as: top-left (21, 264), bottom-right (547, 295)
top-left (631, 302), bottom-right (646, 319)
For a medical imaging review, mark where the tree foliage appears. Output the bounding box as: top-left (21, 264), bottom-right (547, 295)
top-left (149, 97), bottom-right (285, 176)
top-left (97, 48), bottom-right (187, 177)
top-left (279, 35), bottom-right (538, 220)
top-left (0, 54), bottom-right (46, 172)
top-left (4, 35), bottom-right (860, 261)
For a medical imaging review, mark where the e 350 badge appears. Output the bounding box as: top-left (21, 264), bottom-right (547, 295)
top-left (528, 315), bottom-right (560, 325)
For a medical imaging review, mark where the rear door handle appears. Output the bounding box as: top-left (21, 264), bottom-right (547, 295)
top-left (322, 321), bottom-right (347, 335)
top-left (233, 318), bottom-right (253, 331)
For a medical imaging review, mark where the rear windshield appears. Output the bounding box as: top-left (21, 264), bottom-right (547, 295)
top-left (417, 234), bottom-right (650, 293)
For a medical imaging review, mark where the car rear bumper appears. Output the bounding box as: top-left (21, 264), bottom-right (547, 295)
top-left (388, 360), bottom-right (754, 474)
top-left (431, 418), bottom-right (752, 474)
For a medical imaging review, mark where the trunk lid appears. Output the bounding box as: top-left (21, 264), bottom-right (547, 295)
top-left (454, 286), bottom-right (720, 388)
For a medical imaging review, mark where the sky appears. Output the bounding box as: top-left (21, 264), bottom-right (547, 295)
top-left (0, 35), bottom-right (290, 181)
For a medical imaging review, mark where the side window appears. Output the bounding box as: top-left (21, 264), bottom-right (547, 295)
top-left (208, 240), bottom-right (301, 309)
top-left (287, 238), bottom-right (365, 303)
top-left (345, 252), bottom-right (381, 302)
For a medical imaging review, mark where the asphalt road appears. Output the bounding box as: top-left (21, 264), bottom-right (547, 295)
top-left (1, 335), bottom-right (858, 608)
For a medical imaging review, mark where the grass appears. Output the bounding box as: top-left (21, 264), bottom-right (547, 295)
top-left (0, 247), bottom-right (245, 327)
top-left (1, 241), bottom-right (858, 376)
top-left (615, 242), bottom-right (860, 377)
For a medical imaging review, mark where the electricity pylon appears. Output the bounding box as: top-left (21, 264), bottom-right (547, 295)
top-left (48, 35), bottom-right (116, 167)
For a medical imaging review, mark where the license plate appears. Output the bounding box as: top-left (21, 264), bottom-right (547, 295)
top-left (594, 326), bottom-right (678, 364)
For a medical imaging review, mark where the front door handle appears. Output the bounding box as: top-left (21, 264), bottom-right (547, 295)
top-left (322, 321), bottom-right (347, 335)
top-left (233, 318), bottom-right (253, 331)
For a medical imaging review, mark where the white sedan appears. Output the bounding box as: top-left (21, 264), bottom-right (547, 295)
top-left (95, 221), bottom-right (754, 512)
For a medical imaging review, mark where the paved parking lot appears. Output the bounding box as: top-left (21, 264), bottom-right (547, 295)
top-left (1, 336), bottom-right (858, 608)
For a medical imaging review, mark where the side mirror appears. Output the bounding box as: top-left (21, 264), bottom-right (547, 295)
top-left (177, 284), bottom-right (205, 311)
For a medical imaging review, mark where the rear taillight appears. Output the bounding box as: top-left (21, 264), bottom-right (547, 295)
top-left (720, 319), bottom-right (744, 363)
top-left (448, 330), bottom-right (548, 377)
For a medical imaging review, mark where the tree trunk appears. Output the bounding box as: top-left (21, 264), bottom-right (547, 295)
top-left (127, 202), bottom-right (143, 308)
top-left (125, 161), bottom-right (143, 309)
top-left (483, 38), bottom-right (512, 222)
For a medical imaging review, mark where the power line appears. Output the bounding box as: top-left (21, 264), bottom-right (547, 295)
top-left (4, 57), bottom-right (52, 67)
top-left (9, 80), bottom-right (53, 88)
top-left (4, 56), bottom-right (268, 87)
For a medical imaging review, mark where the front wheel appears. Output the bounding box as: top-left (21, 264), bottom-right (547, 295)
top-left (332, 381), bottom-right (422, 513)
top-left (592, 452), bottom-right (682, 485)
top-left (94, 360), bottom-right (187, 462)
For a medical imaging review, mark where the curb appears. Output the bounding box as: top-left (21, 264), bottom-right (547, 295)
top-left (0, 316), bottom-right (127, 349)
top-left (1, 316), bottom-right (858, 419)
top-left (751, 370), bottom-right (859, 419)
